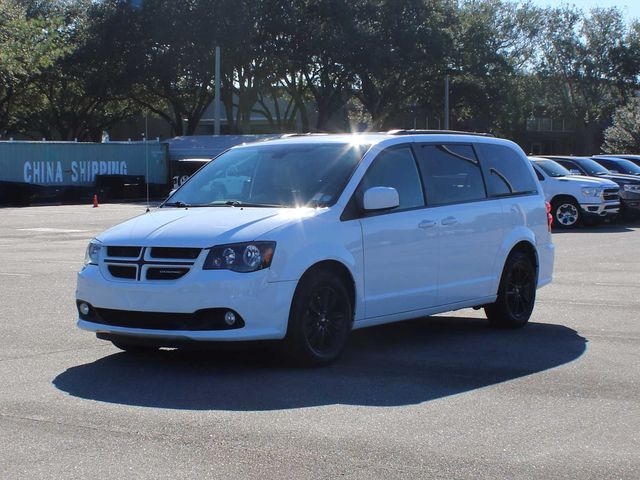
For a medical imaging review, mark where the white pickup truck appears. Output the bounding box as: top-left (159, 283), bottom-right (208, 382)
top-left (530, 158), bottom-right (620, 228)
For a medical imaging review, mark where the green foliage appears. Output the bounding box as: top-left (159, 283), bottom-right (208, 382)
top-left (0, 0), bottom-right (69, 134)
top-left (602, 98), bottom-right (640, 153)
top-left (1, 0), bottom-right (639, 143)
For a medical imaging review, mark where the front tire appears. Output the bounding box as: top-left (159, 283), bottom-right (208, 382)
top-left (552, 197), bottom-right (581, 229)
top-left (284, 269), bottom-right (353, 366)
top-left (485, 251), bottom-right (536, 328)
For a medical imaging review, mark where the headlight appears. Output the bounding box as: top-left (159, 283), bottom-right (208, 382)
top-left (623, 184), bottom-right (640, 193)
top-left (581, 187), bottom-right (602, 197)
top-left (84, 239), bottom-right (102, 266)
top-left (203, 242), bottom-right (276, 272)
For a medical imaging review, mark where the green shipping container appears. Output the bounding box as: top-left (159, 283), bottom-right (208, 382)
top-left (0, 141), bottom-right (167, 187)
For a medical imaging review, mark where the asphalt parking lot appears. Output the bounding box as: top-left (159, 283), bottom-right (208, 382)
top-left (0, 204), bottom-right (639, 479)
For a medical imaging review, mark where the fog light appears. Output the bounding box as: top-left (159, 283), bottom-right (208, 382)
top-left (224, 311), bottom-right (236, 326)
top-left (79, 302), bottom-right (90, 316)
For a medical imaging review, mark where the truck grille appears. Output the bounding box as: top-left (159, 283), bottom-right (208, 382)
top-left (102, 246), bottom-right (202, 281)
top-left (603, 188), bottom-right (619, 202)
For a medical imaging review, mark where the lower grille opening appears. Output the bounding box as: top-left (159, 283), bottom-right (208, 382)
top-left (89, 307), bottom-right (245, 331)
top-left (108, 265), bottom-right (137, 279)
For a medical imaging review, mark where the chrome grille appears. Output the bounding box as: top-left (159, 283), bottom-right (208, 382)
top-left (103, 246), bottom-right (202, 281)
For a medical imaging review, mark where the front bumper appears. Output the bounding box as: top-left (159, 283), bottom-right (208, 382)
top-left (620, 193), bottom-right (640, 212)
top-left (75, 265), bottom-right (297, 342)
top-left (579, 201), bottom-right (620, 218)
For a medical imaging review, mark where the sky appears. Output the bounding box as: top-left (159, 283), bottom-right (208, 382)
top-left (527, 0), bottom-right (639, 22)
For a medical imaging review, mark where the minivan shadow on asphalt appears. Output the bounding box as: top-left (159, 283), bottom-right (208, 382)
top-left (53, 316), bottom-right (586, 411)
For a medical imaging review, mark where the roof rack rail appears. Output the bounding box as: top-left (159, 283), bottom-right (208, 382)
top-left (387, 129), bottom-right (494, 137)
top-left (280, 133), bottom-right (329, 138)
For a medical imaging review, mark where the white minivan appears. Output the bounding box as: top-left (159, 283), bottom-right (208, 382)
top-left (76, 132), bottom-right (555, 365)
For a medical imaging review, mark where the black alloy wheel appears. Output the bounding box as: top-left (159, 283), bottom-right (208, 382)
top-left (485, 251), bottom-right (536, 328)
top-left (504, 260), bottom-right (535, 320)
top-left (285, 269), bottom-right (352, 366)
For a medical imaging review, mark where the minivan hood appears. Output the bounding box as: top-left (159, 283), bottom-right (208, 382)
top-left (96, 206), bottom-right (318, 247)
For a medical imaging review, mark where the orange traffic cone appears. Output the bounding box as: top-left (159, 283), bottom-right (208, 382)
top-left (92, 194), bottom-right (99, 208)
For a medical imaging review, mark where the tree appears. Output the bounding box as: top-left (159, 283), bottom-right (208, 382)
top-left (0, 0), bottom-right (68, 135)
top-left (450, 0), bottom-right (544, 134)
top-left (602, 98), bottom-right (640, 153)
top-left (535, 7), bottom-right (637, 152)
top-left (19, 0), bottom-right (137, 141)
top-left (349, 0), bottom-right (455, 129)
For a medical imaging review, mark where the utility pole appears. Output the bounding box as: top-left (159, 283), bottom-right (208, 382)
top-left (214, 46), bottom-right (221, 135)
top-left (444, 74), bottom-right (450, 130)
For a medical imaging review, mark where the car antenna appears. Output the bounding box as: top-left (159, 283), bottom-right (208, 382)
top-left (145, 112), bottom-right (150, 213)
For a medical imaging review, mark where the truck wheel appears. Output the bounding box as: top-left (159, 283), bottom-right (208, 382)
top-left (284, 269), bottom-right (352, 366)
top-left (552, 198), bottom-right (580, 228)
top-left (485, 251), bottom-right (536, 328)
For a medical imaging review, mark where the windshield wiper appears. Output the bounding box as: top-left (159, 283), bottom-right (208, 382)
top-left (163, 200), bottom-right (191, 208)
top-left (218, 200), bottom-right (285, 208)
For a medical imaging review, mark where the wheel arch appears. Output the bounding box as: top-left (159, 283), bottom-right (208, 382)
top-left (508, 240), bottom-right (539, 279)
top-left (550, 193), bottom-right (579, 206)
top-left (493, 228), bottom-right (540, 294)
top-left (294, 260), bottom-right (357, 317)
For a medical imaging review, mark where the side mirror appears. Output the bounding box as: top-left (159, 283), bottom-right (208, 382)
top-left (362, 186), bottom-right (400, 211)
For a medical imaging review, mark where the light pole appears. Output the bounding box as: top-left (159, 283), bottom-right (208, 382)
top-left (214, 46), bottom-right (221, 136)
top-left (444, 74), bottom-right (450, 130)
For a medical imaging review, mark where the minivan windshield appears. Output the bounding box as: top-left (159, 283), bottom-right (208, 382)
top-left (164, 142), bottom-right (370, 208)
top-left (534, 159), bottom-right (571, 177)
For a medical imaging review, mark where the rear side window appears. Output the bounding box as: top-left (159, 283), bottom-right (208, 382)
top-left (358, 147), bottom-right (424, 210)
top-left (475, 143), bottom-right (537, 197)
top-left (416, 144), bottom-right (486, 206)
top-left (533, 166), bottom-right (545, 181)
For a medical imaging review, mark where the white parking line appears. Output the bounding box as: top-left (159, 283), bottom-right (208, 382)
top-left (17, 228), bottom-right (88, 233)
top-left (0, 272), bottom-right (32, 278)
top-left (594, 282), bottom-right (640, 288)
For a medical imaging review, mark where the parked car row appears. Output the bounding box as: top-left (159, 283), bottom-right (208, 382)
top-left (530, 154), bottom-right (640, 228)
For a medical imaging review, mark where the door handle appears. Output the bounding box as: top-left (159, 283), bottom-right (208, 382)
top-left (418, 220), bottom-right (436, 229)
top-left (441, 216), bottom-right (458, 226)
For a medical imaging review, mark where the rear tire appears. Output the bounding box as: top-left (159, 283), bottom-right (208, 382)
top-left (485, 251), bottom-right (536, 328)
top-left (283, 269), bottom-right (353, 366)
